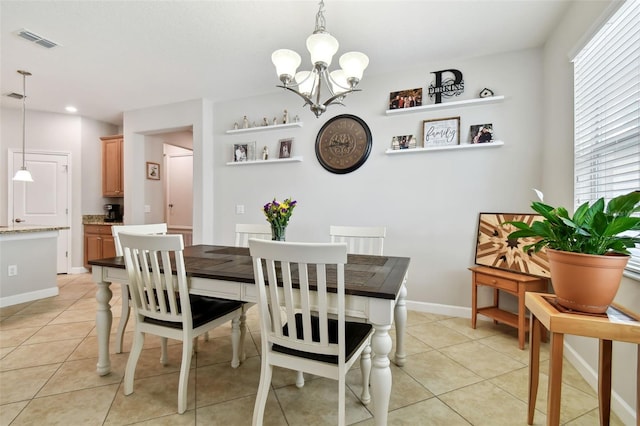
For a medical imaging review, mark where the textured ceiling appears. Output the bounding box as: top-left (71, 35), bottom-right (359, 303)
top-left (1, 0), bottom-right (574, 125)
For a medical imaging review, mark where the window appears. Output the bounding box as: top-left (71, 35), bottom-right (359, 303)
top-left (573, 0), bottom-right (640, 275)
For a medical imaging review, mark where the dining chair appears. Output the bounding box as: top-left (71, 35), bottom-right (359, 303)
top-left (120, 233), bottom-right (244, 414)
top-left (234, 223), bottom-right (271, 247)
top-left (112, 223), bottom-right (168, 356)
top-left (249, 239), bottom-right (373, 426)
top-left (329, 225), bottom-right (387, 256)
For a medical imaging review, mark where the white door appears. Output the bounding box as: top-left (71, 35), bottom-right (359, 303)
top-left (166, 153), bottom-right (193, 228)
top-left (11, 151), bottom-right (70, 273)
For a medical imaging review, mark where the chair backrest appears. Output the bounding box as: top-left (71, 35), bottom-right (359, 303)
top-left (119, 233), bottom-right (191, 327)
top-left (235, 223), bottom-right (271, 247)
top-left (112, 223), bottom-right (168, 256)
top-left (329, 225), bottom-right (386, 255)
top-left (249, 239), bottom-right (348, 362)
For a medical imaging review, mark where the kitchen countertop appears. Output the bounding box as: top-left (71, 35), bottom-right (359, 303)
top-left (83, 215), bottom-right (123, 225)
top-left (0, 225), bottom-right (70, 235)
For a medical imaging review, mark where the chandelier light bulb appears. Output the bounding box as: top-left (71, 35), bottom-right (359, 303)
top-left (339, 51), bottom-right (369, 82)
top-left (272, 49), bottom-right (301, 84)
top-left (295, 71), bottom-right (315, 96)
top-left (306, 32), bottom-right (339, 67)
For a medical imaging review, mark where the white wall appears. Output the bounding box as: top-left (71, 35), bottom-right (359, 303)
top-left (542, 1), bottom-right (637, 423)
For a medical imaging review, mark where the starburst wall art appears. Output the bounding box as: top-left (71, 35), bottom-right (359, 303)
top-left (474, 213), bottom-right (550, 278)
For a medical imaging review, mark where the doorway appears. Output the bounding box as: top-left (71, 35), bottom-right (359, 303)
top-left (9, 150), bottom-right (71, 273)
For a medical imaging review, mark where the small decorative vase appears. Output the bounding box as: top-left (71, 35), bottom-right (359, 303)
top-left (271, 224), bottom-right (286, 241)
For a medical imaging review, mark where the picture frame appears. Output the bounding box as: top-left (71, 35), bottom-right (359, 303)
top-left (146, 162), bottom-right (160, 180)
top-left (469, 123), bottom-right (494, 144)
top-left (474, 212), bottom-right (550, 278)
top-left (391, 134), bottom-right (417, 150)
top-left (233, 142), bottom-right (255, 162)
top-left (278, 138), bottom-right (293, 159)
top-left (422, 116), bottom-right (460, 147)
top-left (389, 88), bottom-right (423, 110)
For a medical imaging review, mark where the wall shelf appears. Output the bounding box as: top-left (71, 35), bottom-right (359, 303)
top-left (385, 95), bottom-right (505, 115)
top-left (385, 141), bottom-right (504, 154)
top-left (226, 122), bottom-right (303, 134)
top-left (226, 156), bottom-right (303, 166)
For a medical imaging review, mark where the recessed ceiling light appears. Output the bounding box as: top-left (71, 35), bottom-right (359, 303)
top-left (65, 106), bottom-right (77, 113)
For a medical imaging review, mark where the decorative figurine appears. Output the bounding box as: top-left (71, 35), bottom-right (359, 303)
top-left (392, 136), bottom-right (400, 150)
top-left (262, 146), bottom-right (269, 160)
top-left (262, 117), bottom-right (268, 126)
top-left (242, 116), bottom-right (249, 129)
top-left (273, 116), bottom-right (277, 125)
top-left (409, 136), bottom-right (417, 149)
top-left (294, 114), bottom-right (300, 123)
top-left (283, 109), bottom-right (289, 124)
top-left (479, 88), bottom-right (494, 98)
top-left (233, 122), bottom-right (239, 130)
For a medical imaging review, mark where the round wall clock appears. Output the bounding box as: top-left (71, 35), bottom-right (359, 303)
top-left (315, 114), bottom-right (372, 174)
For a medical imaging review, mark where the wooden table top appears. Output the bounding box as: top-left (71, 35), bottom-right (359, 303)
top-left (525, 292), bottom-right (640, 344)
top-left (89, 244), bottom-right (411, 301)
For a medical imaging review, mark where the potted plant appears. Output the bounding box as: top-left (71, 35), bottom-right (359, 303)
top-left (507, 190), bottom-right (640, 313)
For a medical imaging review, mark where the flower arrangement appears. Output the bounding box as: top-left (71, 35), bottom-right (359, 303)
top-left (263, 197), bottom-right (297, 240)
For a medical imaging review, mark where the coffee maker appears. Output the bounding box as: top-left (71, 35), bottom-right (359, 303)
top-left (104, 204), bottom-right (122, 222)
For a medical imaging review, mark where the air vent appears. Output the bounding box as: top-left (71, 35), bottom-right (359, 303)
top-left (6, 92), bottom-right (24, 100)
top-left (15, 28), bottom-right (60, 49)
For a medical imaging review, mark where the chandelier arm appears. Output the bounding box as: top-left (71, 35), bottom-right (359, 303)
top-left (322, 89), bottom-right (360, 108)
top-left (276, 85), bottom-right (315, 107)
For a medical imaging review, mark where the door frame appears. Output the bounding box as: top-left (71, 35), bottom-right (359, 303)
top-left (7, 149), bottom-right (73, 274)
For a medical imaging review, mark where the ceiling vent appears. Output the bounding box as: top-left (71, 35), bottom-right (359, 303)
top-left (15, 28), bottom-right (60, 49)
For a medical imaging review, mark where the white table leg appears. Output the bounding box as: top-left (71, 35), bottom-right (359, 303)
top-left (394, 281), bottom-right (407, 366)
top-left (96, 278), bottom-right (113, 376)
top-left (370, 323), bottom-right (393, 426)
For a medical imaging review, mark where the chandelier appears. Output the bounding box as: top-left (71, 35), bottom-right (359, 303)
top-left (271, 0), bottom-right (369, 118)
top-left (12, 70), bottom-right (33, 182)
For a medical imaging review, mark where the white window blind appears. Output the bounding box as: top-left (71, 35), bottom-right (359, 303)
top-left (573, 0), bottom-right (640, 275)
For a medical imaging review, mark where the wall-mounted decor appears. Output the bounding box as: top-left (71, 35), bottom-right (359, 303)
top-left (278, 138), bottom-right (293, 159)
top-left (475, 212), bottom-right (550, 278)
top-left (315, 114), bottom-right (372, 174)
top-left (146, 162), bottom-right (160, 180)
top-left (428, 68), bottom-right (464, 104)
top-left (391, 134), bottom-right (416, 150)
top-left (469, 124), bottom-right (494, 144)
top-left (389, 88), bottom-right (422, 110)
top-left (233, 142), bottom-right (255, 162)
top-left (422, 116), bottom-right (460, 147)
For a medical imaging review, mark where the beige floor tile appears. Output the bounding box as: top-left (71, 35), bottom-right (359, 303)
top-left (133, 410), bottom-right (196, 425)
top-left (196, 392), bottom-right (287, 426)
top-left (37, 357), bottom-right (124, 397)
top-left (440, 341), bottom-right (526, 379)
top-left (0, 400), bottom-right (29, 426)
top-left (439, 380), bottom-right (547, 426)
top-left (0, 364), bottom-right (59, 404)
top-left (48, 308), bottom-right (102, 324)
top-left (11, 384), bottom-right (118, 426)
top-left (388, 328), bottom-right (433, 358)
top-left (23, 320), bottom-right (95, 345)
top-left (354, 397), bottom-right (471, 426)
top-left (195, 355), bottom-right (261, 407)
top-left (406, 322), bottom-right (470, 349)
top-left (105, 372), bottom-right (194, 424)
top-left (0, 303), bottom-right (32, 318)
top-left (439, 316), bottom-right (513, 340)
top-left (194, 334), bottom-right (259, 368)
top-left (401, 350), bottom-right (483, 395)
top-left (477, 332), bottom-right (550, 364)
top-left (0, 339), bottom-right (82, 371)
top-left (563, 407), bottom-right (626, 426)
top-left (0, 346), bottom-right (16, 359)
top-left (0, 326), bottom-right (40, 348)
top-left (407, 310), bottom-right (451, 325)
top-left (275, 376), bottom-right (372, 425)
top-left (0, 312), bottom-right (59, 330)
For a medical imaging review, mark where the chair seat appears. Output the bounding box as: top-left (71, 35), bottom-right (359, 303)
top-left (144, 295), bottom-right (243, 329)
top-left (274, 313), bottom-right (372, 364)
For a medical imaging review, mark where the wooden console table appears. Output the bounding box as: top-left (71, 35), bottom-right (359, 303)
top-left (526, 292), bottom-right (640, 426)
top-left (470, 266), bottom-right (549, 349)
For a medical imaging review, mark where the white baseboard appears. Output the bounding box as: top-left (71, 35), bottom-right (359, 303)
top-left (0, 287), bottom-right (59, 308)
top-left (406, 300), bottom-right (471, 318)
top-left (68, 266), bottom-right (89, 274)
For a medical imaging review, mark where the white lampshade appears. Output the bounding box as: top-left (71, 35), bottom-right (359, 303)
top-left (306, 32), bottom-right (339, 66)
top-left (271, 49), bottom-right (302, 80)
top-left (13, 168), bottom-right (33, 182)
top-left (295, 71), bottom-right (315, 96)
top-left (339, 51), bottom-right (369, 81)
top-left (329, 69), bottom-right (349, 94)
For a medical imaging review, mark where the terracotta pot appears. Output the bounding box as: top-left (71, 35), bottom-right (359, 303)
top-left (547, 248), bottom-right (629, 314)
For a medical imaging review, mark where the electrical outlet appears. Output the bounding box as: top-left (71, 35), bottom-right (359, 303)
top-left (8, 265), bottom-right (17, 276)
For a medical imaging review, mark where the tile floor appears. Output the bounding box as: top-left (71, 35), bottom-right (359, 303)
top-left (0, 273), bottom-right (625, 425)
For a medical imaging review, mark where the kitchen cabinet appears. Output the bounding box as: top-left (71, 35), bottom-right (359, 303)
top-left (100, 135), bottom-right (124, 197)
top-left (84, 224), bottom-right (116, 269)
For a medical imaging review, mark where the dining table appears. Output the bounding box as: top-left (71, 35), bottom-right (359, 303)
top-left (90, 244), bottom-right (410, 426)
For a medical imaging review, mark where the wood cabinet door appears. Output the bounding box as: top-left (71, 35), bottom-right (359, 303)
top-left (101, 136), bottom-right (123, 197)
top-left (102, 236), bottom-right (116, 259)
top-left (85, 235), bottom-right (103, 267)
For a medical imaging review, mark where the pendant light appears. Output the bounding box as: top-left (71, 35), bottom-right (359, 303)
top-left (13, 70), bottom-right (34, 182)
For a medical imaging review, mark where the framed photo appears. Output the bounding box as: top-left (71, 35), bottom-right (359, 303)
top-left (469, 123), bottom-right (494, 144)
top-left (422, 116), bottom-right (460, 147)
top-left (391, 134), bottom-right (417, 150)
top-left (233, 142), bottom-right (255, 162)
top-left (389, 88), bottom-right (422, 110)
top-left (474, 212), bottom-right (550, 278)
top-left (146, 162), bottom-right (160, 180)
top-left (278, 138), bottom-right (293, 159)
